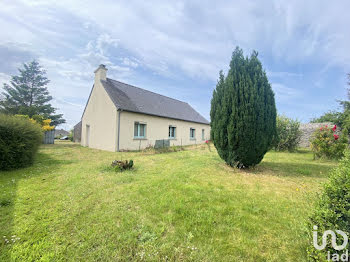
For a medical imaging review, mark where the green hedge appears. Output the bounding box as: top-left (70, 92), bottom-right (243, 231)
top-left (0, 114), bottom-right (43, 170)
top-left (308, 150), bottom-right (350, 260)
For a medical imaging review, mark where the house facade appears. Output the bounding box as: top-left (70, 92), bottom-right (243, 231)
top-left (81, 65), bottom-right (210, 151)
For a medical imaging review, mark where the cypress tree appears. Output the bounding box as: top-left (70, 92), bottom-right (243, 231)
top-left (210, 47), bottom-right (276, 168)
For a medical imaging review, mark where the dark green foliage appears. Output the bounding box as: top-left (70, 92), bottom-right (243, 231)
top-left (0, 114), bottom-right (43, 170)
top-left (210, 47), bottom-right (277, 167)
top-left (111, 159), bottom-right (134, 172)
top-left (273, 115), bottom-right (302, 152)
top-left (308, 150), bottom-right (350, 260)
top-left (0, 60), bottom-right (65, 126)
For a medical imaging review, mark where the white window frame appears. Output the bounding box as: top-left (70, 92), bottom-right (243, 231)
top-left (134, 122), bottom-right (146, 139)
top-left (190, 128), bottom-right (196, 140)
top-left (169, 125), bottom-right (176, 139)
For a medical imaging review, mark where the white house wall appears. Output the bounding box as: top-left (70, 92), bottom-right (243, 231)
top-left (119, 111), bottom-right (210, 151)
top-left (81, 81), bottom-right (117, 152)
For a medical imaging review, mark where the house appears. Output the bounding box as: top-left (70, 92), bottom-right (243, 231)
top-left (73, 121), bottom-right (82, 142)
top-left (54, 129), bottom-right (69, 138)
top-left (81, 64), bottom-right (210, 151)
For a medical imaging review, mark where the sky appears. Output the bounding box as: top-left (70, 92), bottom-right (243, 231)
top-left (0, 0), bottom-right (349, 130)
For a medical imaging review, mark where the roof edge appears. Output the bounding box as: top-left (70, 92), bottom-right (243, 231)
top-left (81, 84), bottom-right (95, 120)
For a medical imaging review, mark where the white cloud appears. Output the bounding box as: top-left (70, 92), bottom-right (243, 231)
top-left (0, 72), bottom-right (11, 85)
top-left (266, 71), bottom-right (303, 79)
top-left (271, 83), bottom-right (301, 102)
top-left (1, 0), bottom-right (350, 126)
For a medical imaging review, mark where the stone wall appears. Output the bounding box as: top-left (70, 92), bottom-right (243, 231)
top-left (299, 122), bottom-right (333, 147)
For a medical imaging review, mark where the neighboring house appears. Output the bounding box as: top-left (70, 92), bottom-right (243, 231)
top-left (55, 129), bottom-right (69, 138)
top-left (73, 121), bottom-right (82, 142)
top-left (81, 64), bottom-right (210, 151)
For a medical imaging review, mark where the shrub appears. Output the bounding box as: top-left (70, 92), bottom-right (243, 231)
top-left (307, 150), bottom-right (350, 261)
top-left (0, 114), bottom-right (43, 170)
top-left (310, 125), bottom-right (348, 159)
top-left (111, 160), bottom-right (134, 172)
top-left (273, 115), bottom-right (302, 152)
top-left (210, 47), bottom-right (277, 168)
top-left (16, 114), bottom-right (55, 131)
top-left (68, 129), bottom-right (73, 141)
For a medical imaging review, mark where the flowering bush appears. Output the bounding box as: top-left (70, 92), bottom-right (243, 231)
top-left (16, 115), bottom-right (55, 131)
top-left (310, 125), bottom-right (348, 159)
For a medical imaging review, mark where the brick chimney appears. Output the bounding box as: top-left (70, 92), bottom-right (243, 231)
top-left (94, 64), bottom-right (107, 83)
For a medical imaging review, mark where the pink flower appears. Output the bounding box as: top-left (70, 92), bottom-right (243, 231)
top-left (205, 140), bottom-right (209, 144)
top-left (334, 134), bottom-right (339, 140)
top-left (332, 125), bottom-right (337, 131)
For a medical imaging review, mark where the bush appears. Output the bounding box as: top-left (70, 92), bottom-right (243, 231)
top-left (273, 115), bottom-right (302, 152)
top-left (310, 125), bottom-right (348, 159)
top-left (210, 47), bottom-right (277, 168)
top-left (307, 150), bottom-right (350, 261)
top-left (0, 114), bottom-right (43, 170)
top-left (68, 129), bottom-right (73, 141)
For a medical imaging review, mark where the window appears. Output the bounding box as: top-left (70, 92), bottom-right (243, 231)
top-left (134, 122), bottom-right (146, 138)
top-left (190, 128), bottom-right (196, 139)
top-left (169, 126), bottom-right (176, 139)
top-left (202, 129), bottom-right (205, 140)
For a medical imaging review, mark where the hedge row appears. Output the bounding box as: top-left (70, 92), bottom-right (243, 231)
top-left (308, 150), bottom-right (350, 260)
top-left (0, 114), bottom-right (43, 170)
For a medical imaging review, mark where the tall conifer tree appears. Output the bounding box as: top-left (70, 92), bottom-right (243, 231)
top-left (0, 60), bottom-right (65, 126)
top-left (210, 47), bottom-right (276, 167)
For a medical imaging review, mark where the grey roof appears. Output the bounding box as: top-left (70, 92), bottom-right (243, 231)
top-left (101, 78), bottom-right (209, 124)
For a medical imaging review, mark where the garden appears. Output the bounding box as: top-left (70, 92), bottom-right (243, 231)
top-left (0, 141), bottom-right (341, 261)
top-left (1, 51), bottom-right (350, 261)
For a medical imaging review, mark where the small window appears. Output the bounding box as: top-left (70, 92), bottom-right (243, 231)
top-left (169, 126), bottom-right (176, 139)
top-left (202, 129), bottom-right (205, 140)
top-left (134, 122), bottom-right (146, 138)
top-left (190, 128), bottom-right (196, 139)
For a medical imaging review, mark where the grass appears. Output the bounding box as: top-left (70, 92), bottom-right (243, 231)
top-left (0, 142), bottom-right (338, 261)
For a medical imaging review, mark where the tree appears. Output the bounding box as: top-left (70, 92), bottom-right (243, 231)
top-left (210, 47), bottom-right (277, 168)
top-left (0, 60), bottom-right (65, 126)
top-left (311, 73), bottom-right (350, 133)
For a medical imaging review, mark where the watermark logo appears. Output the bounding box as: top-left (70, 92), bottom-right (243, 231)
top-left (313, 225), bottom-right (349, 261)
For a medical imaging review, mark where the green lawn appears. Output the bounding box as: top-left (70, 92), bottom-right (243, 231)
top-left (0, 142), bottom-right (337, 261)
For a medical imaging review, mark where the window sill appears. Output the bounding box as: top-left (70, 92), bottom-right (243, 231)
top-left (169, 138), bottom-right (177, 140)
top-left (190, 138), bottom-right (196, 141)
top-left (133, 137), bottom-right (147, 140)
